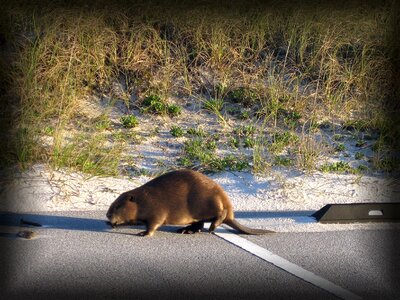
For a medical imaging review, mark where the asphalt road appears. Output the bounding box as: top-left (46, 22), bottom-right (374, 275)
top-left (0, 211), bottom-right (399, 299)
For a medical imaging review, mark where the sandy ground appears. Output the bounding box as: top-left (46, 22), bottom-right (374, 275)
top-left (1, 163), bottom-right (399, 233)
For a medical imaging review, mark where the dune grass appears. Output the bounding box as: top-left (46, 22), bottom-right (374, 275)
top-left (1, 0), bottom-right (397, 175)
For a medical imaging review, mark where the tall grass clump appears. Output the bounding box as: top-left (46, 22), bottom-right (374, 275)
top-left (1, 0), bottom-right (396, 174)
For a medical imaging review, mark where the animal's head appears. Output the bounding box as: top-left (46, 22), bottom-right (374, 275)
top-left (106, 192), bottom-right (138, 227)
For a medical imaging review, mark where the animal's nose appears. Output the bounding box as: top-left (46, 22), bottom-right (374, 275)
top-left (106, 212), bottom-right (111, 219)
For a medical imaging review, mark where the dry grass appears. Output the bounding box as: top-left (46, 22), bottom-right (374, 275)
top-left (1, 0), bottom-right (396, 175)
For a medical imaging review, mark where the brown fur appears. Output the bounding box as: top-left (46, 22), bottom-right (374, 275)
top-left (106, 169), bottom-right (275, 236)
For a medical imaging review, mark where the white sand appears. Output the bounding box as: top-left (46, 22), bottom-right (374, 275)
top-left (2, 164), bottom-right (398, 233)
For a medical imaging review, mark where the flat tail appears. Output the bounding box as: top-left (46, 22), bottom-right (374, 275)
top-left (224, 219), bottom-right (275, 235)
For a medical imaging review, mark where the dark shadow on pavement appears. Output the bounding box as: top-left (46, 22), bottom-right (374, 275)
top-left (0, 212), bottom-right (112, 232)
top-left (0, 210), bottom-right (317, 237)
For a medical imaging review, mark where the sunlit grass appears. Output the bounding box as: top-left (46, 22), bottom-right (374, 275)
top-left (1, 1), bottom-right (395, 175)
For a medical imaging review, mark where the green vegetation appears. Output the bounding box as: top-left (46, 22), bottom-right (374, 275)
top-left (170, 125), bottom-right (184, 137)
top-left (187, 127), bottom-right (207, 137)
top-left (1, 0), bottom-right (396, 175)
top-left (243, 137), bottom-right (256, 148)
top-left (356, 140), bottom-right (366, 147)
top-left (355, 152), bottom-right (365, 160)
top-left (43, 126), bottom-right (55, 136)
top-left (52, 133), bottom-right (124, 176)
top-left (342, 120), bottom-right (371, 131)
top-left (268, 131), bottom-right (300, 154)
top-left (335, 143), bottom-right (346, 152)
top-left (167, 104), bottom-right (182, 117)
top-left (141, 95), bottom-right (182, 117)
top-left (283, 111), bottom-right (302, 129)
top-left (112, 130), bottom-right (135, 143)
top-left (180, 137), bottom-right (249, 172)
top-left (239, 111), bottom-right (250, 120)
top-left (202, 98), bottom-right (226, 124)
top-left (203, 98), bottom-right (225, 112)
top-left (332, 134), bottom-right (344, 141)
top-left (229, 137), bottom-right (240, 148)
top-left (227, 87), bottom-right (259, 106)
top-left (295, 135), bottom-right (323, 172)
top-left (234, 125), bottom-right (256, 137)
top-left (320, 161), bottom-right (358, 174)
top-left (274, 156), bottom-right (294, 167)
top-left (120, 115), bottom-right (139, 129)
top-left (94, 114), bottom-right (112, 131)
top-left (372, 157), bottom-right (399, 172)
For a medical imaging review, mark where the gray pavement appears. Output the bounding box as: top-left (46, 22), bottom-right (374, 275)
top-left (247, 230), bottom-right (400, 299)
top-left (0, 211), bottom-right (399, 299)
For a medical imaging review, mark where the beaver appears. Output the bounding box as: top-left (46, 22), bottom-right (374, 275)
top-left (106, 169), bottom-right (275, 237)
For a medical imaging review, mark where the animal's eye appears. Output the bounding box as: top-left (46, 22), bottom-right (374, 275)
top-left (128, 195), bottom-right (134, 202)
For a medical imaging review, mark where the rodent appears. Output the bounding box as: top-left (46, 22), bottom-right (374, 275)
top-left (106, 169), bottom-right (275, 237)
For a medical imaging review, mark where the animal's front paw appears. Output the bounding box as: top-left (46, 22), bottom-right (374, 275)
top-left (177, 228), bottom-right (201, 234)
top-left (137, 231), bottom-right (152, 237)
top-left (176, 226), bottom-right (201, 234)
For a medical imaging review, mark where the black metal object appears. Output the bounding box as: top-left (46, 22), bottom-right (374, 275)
top-left (312, 203), bottom-right (400, 223)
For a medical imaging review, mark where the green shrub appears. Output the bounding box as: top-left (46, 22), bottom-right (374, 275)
top-left (170, 125), bottom-right (184, 137)
top-left (234, 125), bottom-right (256, 137)
top-left (284, 111), bottom-right (302, 129)
top-left (335, 143), bottom-right (346, 152)
top-left (203, 98), bottom-right (225, 112)
top-left (355, 152), bottom-right (365, 160)
top-left (142, 95), bottom-right (182, 117)
top-left (168, 104), bottom-right (182, 116)
top-left (43, 126), bottom-right (55, 135)
top-left (243, 137), bottom-right (255, 148)
top-left (120, 115), bottom-right (139, 128)
top-left (187, 127), bottom-right (207, 137)
top-left (320, 161), bottom-right (355, 173)
top-left (180, 137), bottom-right (249, 172)
top-left (274, 156), bottom-right (294, 167)
top-left (240, 111), bottom-right (250, 119)
top-left (94, 114), bottom-right (112, 131)
top-left (268, 131), bottom-right (300, 153)
top-left (227, 87), bottom-right (258, 106)
top-left (229, 137), bottom-right (240, 148)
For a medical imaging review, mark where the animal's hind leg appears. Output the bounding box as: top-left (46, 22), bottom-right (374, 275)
top-left (209, 209), bottom-right (227, 233)
top-left (177, 221), bottom-right (204, 234)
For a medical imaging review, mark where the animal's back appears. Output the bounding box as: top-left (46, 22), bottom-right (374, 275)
top-left (139, 169), bottom-right (233, 219)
